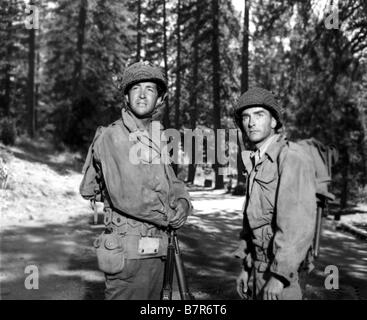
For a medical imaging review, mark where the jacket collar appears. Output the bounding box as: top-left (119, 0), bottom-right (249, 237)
top-left (121, 108), bottom-right (149, 133)
top-left (241, 134), bottom-right (288, 173)
top-left (120, 108), bottom-right (170, 164)
top-left (264, 134), bottom-right (287, 162)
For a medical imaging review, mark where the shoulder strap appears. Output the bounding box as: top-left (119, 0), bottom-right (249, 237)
top-left (276, 141), bottom-right (290, 176)
top-left (81, 126), bottom-right (106, 174)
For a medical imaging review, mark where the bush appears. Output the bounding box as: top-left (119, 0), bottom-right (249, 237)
top-left (0, 118), bottom-right (17, 146)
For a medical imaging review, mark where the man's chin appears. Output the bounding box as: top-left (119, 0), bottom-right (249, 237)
top-left (132, 112), bottom-right (152, 119)
top-left (247, 133), bottom-right (262, 143)
top-left (130, 108), bottom-right (154, 119)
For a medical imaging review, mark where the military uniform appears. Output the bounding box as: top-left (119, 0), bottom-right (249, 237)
top-left (233, 87), bottom-right (317, 300)
top-left (234, 134), bottom-right (317, 299)
top-left (80, 63), bottom-right (192, 300)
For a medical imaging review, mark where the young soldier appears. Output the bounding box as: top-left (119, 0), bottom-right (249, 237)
top-left (233, 87), bottom-right (316, 300)
top-left (80, 61), bottom-right (192, 300)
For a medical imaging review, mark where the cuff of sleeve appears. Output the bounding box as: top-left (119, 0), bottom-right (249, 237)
top-left (233, 240), bottom-right (248, 259)
top-left (177, 197), bottom-right (193, 215)
top-left (269, 261), bottom-right (297, 285)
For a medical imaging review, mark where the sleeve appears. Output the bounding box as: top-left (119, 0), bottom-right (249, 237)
top-left (79, 127), bottom-right (104, 201)
top-left (166, 165), bottom-right (193, 214)
top-left (233, 205), bottom-right (253, 270)
top-left (233, 217), bottom-right (251, 258)
top-left (269, 148), bottom-right (317, 284)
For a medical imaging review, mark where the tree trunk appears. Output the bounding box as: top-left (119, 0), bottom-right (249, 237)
top-left (136, 0), bottom-right (142, 62)
top-left (4, 11), bottom-right (13, 117)
top-left (162, 0), bottom-right (170, 129)
top-left (241, 0), bottom-right (250, 94)
top-left (237, 0), bottom-right (250, 187)
top-left (212, 0), bottom-right (224, 189)
top-left (338, 148), bottom-right (349, 220)
top-left (27, 8), bottom-right (36, 137)
top-left (72, 0), bottom-right (88, 98)
top-left (35, 28), bottom-right (40, 132)
top-left (174, 0), bottom-right (181, 130)
top-left (357, 100), bottom-right (367, 187)
top-left (187, 0), bottom-right (200, 184)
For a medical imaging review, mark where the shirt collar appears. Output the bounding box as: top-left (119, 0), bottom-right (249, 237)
top-left (241, 134), bottom-right (288, 172)
top-left (257, 134), bottom-right (279, 159)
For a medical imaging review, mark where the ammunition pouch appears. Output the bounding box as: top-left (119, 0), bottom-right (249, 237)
top-left (103, 209), bottom-right (163, 237)
top-left (93, 231), bottom-right (125, 274)
top-left (93, 209), bottom-right (168, 274)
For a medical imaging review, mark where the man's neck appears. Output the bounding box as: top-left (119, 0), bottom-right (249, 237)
top-left (131, 115), bottom-right (152, 131)
top-left (255, 133), bottom-right (276, 150)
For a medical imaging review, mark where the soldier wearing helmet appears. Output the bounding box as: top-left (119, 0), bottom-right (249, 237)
top-left (233, 87), bottom-right (316, 300)
top-left (80, 61), bottom-right (192, 300)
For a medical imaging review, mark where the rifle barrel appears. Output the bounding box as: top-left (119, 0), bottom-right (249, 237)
top-left (314, 205), bottom-right (323, 258)
top-left (161, 232), bottom-right (175, 300)
top-left (173, 232), bottom-right (194, 300)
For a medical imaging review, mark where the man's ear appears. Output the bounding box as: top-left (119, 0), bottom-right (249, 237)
top-left (124, 94), bottom-right (130, 105)
top-left (156, 92), bottom-right (167, 107)
top-left (271, 117), bottom-right (277, 129)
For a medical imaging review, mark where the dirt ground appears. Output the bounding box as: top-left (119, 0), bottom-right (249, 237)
top-left (1, 141), bottom-right (366, 300)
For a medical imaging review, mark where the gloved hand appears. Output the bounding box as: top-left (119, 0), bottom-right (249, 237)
top-left (169, 199), bottom-right (189, 229)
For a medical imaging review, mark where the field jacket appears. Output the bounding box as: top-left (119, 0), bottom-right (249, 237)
top-left (235, 135), bottom-right (317, 284)
top-left (79, 109), bottom-right (192, 256)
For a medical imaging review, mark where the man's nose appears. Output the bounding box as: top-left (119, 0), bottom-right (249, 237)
top-left (248, 117), bottom-right (255, 127)
top-left (139, 88), bottom-right (146, 98)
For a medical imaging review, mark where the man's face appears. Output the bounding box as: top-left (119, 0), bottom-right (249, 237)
top-left (241, 106), bottom-right (277, 145)
top-left (126, 81), bottom-right (162, 118)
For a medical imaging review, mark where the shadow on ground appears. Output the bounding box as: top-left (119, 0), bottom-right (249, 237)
top-left (301, 220), bottom-right (367, 300)
top-left (176, 209), bottom-right (243, 300)
top-left (0, 214), bottom-right (105, 300)
top-left (1, 208), bottom-right (366, 300)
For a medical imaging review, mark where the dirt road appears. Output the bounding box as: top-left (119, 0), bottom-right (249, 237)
top-left (1, 190), bottom-right (367, 300)
top-left (1, 143), bottom-right (366, 300)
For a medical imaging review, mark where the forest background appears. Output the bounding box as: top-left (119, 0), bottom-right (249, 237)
top-left (1, 0), bottom-right (367, 209)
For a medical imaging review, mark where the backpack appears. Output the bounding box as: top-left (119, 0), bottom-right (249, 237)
top-left (283, 138), bottom-right (338, 272)
top-left (296, 138), bottom-right (338, 204)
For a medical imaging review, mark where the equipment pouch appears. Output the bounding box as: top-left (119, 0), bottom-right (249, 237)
top-left (93, 232), bottom-right (125, 274)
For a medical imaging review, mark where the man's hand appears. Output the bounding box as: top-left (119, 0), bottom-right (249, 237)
top-left (236, 269), bottom-right (250, 299)
top-left (263, 276), bottom-right (284, 300)
top-left (169, 199), bottom-right (189, 229)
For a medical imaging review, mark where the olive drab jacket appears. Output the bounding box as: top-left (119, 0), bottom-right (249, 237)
top-left (234, 134), bottom-right (317, 284)
top-left (79, 109), bottom-right (192, 257)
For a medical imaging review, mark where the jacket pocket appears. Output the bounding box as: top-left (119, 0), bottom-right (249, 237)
top-left (254, 162), bottom-right (278, 185)
top-left (94, 232), bottom-right (125, 274)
